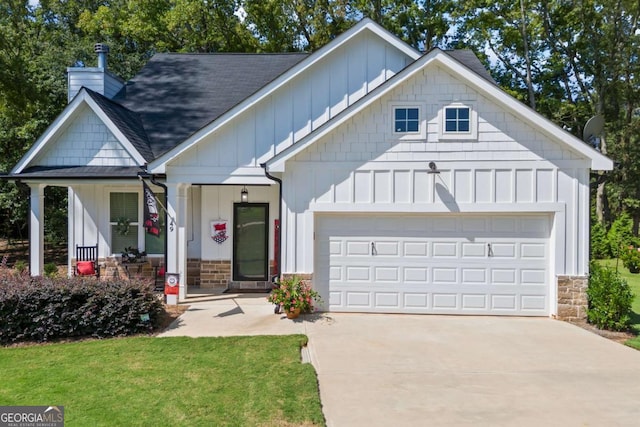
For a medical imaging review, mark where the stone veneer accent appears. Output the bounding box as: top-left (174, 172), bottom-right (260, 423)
top-left (187, 258), bottom-right (201, 287)
top-left (557, 275), bottom-right (588, 321)
top-left (199, 260), bottom-right (231, 289)
top-left (281, 273), bottom-right (313, 281)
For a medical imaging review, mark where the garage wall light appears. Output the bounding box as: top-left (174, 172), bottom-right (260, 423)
top-left (428, 161), bottom-right (440, 174)
top-left (241, 186), bottom-right (249, 203)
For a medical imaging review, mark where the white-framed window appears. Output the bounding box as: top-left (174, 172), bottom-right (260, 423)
top-left (394, 107), bottom-right (420, 133)
top-left (445, 106), bottom-right (470, 133)
top-left (389, 102), bottom-right (426, 139)
top-left (110, 192), bottom-right (139, 254)
top-left (109, 190), bottom-right (165, 255)
top-left (438, 103), bottom-right (477, 140)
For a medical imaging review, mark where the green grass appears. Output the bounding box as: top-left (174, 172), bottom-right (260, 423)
top-left (0, 336), bottom-right (324, 426)
top-left (596, 259), bottom-right (640, 349)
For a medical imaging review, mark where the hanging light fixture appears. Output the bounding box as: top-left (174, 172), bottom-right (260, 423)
top-left (240, 185), bottom-right (249, 203)
top-left (427, 161), bottom-right (441, 174)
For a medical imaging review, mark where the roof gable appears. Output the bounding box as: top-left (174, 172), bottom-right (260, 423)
top-left (266, 49), bottom-right (613, 172)
top-left (148, 18), bottom-right (421, 173)
top-left (12, 89), bottom-right (148, 174)
top-left (115, 52), bottom-right (309, 158)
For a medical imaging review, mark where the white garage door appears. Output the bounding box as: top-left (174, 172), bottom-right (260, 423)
top-left (315, 214), bottom-right (551, 316)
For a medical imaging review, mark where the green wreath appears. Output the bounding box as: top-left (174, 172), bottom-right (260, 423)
top-left (116, 217), bottom-right (131, 236)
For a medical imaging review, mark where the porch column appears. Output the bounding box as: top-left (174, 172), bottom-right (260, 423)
top-left (167, 183), bottom-right (188, 301)
top-left (29, 184), bottom-right (45, 276)
top-left (177, 185), bottom-right (188, 300)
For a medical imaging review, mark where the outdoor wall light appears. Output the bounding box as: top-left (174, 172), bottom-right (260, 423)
top-left (427, 161), bottom-right (441, 174)
top-left (240, 186), bottom-right (249, 203)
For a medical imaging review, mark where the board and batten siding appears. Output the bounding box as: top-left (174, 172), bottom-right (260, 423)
top-left (32, 105), bottom-right (138, 167)
top-left (281, 65), bottom-right (591, 279)
top-left (166, 31), bottom-right (412, 183)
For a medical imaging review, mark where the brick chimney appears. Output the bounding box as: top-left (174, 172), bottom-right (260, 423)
top-left (66, 43), bottom-right (124, 103)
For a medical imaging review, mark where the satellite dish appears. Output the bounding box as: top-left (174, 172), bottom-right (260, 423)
top-left (583, 115), bottom-right (604, 149)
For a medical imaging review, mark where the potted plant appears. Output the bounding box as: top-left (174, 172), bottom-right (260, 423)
top-left (267, 276), bottom-right (321, 318)
top-left (621, 246), bottom-right (640, 273)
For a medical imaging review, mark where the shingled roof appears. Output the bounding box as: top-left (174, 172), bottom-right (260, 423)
top-left (113, 53), bottom-right (309, 159)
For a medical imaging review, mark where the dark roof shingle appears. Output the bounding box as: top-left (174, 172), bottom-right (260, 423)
top-left (113, 53), bottom-right (309, 158)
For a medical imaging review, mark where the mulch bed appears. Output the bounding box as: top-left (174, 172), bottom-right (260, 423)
top-left (568, 320), bottom-right (636, 344)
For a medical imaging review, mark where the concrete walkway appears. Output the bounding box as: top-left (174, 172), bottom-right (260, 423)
top-left (160, 293), bottom-right (640, 427)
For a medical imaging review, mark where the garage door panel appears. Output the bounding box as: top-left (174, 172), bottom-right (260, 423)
top-left (404, 293), bottom-right (429, 308)
top-left (521, 295), bottom-right (546, 310)
top-left (404, 242), bottom-right (428, 256)
top-left (462, 294), bottom-right (488, 309)
top-left (375, 293), bottom-right (400, 307)
top-left (346, 266), bottom-right (370, 281)
top-left (346, 241), bottom-right (369, 256)
top-left (403, 267), bottom-right (428, 282)
top-left (432, 268), bottom-right (457, 283)
top-left (374, 266), bottom-right (399, 282)
top-left (490, 243), bottom-right (516, 258)
top-left (316, 214), bottom-right (550, 316)
top-left (433, 242), bottom-right (457, 257)
top-left (491, 295), bottom-right (517, 310)
top-left (433, 294), bottom-right (458, 309)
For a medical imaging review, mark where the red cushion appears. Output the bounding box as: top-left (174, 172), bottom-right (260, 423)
top-left (77, 261), bottom-right (96, 276)
top-left (157, 267), bottom-right (165, 277)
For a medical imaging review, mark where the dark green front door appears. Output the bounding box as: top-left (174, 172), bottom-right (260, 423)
top-left (233, 203), bottom-right (268, 281)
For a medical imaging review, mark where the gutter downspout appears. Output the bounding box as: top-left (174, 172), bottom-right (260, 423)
top-left (261, 163), bottom-right (282, 279)
top-left (149, 175), bottom-right (168, 276)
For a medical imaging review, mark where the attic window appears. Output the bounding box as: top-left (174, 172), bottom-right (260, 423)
top-left (438, 103), bottom-right (478, 141)
top-left (444, 107), bottom-right (470, 133)
top-left (394, 108), bottom-right (420, 133)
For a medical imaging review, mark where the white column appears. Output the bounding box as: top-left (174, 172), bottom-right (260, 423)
top-left (166, 183), bottom-right (179, 302)
top-left (29, 184), bottom-right (45, 276)
top-left (177, 185), bottom-right (188, 301)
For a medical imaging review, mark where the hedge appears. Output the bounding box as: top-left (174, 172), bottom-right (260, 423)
top-left (0, 275), bottom-right (164, 344)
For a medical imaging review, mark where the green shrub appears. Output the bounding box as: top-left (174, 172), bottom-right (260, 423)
top-left (607, 213), bottom-right (637, 258)
top-left (43, 262), bottom-right (58, 278)
top-left (590, 220), bottom-right (609, 259)
top-left (621, 247), bottom-right (640, 273)
top-left (13, 260), bottom-right (27, 274)
top-left (0, 276), bottom-right (164, 344)
top-left (587, 262), bottom-right (634, 331)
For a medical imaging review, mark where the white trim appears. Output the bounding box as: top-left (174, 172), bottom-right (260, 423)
top-left (309, 202), bottom-right (565, 213)
top-left (266, 50), bottom-right (613, 172)
top-left (12, 89), bottom-right (146, 173)
top-left (389, 102), bottom-right (427, 140)
top-left (147, 19), bottom-right (421, 174)
top-left (437, 103), bottom-right (478, 141)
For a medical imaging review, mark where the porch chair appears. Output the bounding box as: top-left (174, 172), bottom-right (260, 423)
top-left (151, 258), bottom-right (165, 291)
top-left (75, 243), bottom-right (100, 278)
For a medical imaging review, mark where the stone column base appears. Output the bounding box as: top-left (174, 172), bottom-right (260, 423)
top-left (557, 275), bottom-right (588, 321)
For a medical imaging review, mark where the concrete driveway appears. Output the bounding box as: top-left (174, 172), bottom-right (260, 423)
top-left (160, 294), bottom-right (640, 426)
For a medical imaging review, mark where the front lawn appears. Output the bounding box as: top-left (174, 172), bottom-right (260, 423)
top-left (596, 259), bottom-right (640, 349)
top-left (0, 335), bottom-right (324, 426)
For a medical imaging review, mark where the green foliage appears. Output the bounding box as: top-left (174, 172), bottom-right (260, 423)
top-left (0, 276), bottom-right (163, 344)
top-left (607, 213), bottom-right (637, 258)
top-left (43, 262), bottom-right (58, 278)
top-left (621, 247), bottom-right (640, 273)
top-left (13, 260), bottom-right (27, 274)
top-left (587, 261), bottom-right (634, 331)
top-left (590, 220), bottom-right (609, 259)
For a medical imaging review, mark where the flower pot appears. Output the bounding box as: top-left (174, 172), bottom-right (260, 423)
top-left (286, 308), bottom-right (301, 319)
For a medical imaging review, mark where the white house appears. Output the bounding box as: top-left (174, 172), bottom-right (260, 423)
top-left (7, 19), bottom-right (612, 319)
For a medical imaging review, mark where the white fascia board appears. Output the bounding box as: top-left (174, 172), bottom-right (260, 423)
top-left (12, 91), bottom-right (89, 174)
top-left (12, 88), bottom-right (146, 174)
top-left (433, 53), bottom-right (614, 171)
top-left (147, 18), bottom-right (421, 174)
